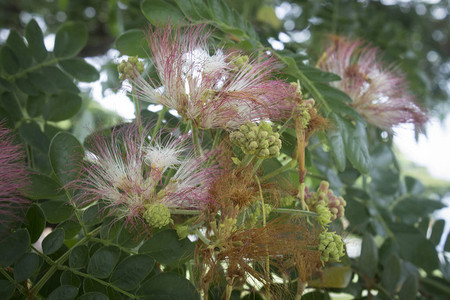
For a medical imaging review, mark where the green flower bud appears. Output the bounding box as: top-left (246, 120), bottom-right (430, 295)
top-left (249, 141), bottom-right (258, 150)
top-left (259, 131), bottom-right (268, 139)
top-left (280, 195), bottom-right (296, 208)
top-left (117, 56), bottom-right (144, 81)
top-left (175, 225), bottom-right (189, 240)
top-left (143, 203), bottom-right (173, 229)
top-left (259, 140), bottom-right (269, 149)
top-left (247, 132), bottom-right (257, 140)
top-left (316, 203), bottom-right (332, 228)
top-left (258, 148), bottom-right (270, 158)
top-left (318, 231), bottom-right (345, 265)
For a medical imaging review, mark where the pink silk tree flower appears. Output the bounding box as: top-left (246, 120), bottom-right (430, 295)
top-left (131, 24), bottom-right (294, 129)
top-left (0, 124), bottom-right (30, 235)
top-left (71, 124), bottom-right (218, 228)
top-left (317, 36), bottom-right (427, 131)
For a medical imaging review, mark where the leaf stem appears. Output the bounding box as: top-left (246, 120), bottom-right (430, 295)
top-left (272, 208), bottom-right (317, 217)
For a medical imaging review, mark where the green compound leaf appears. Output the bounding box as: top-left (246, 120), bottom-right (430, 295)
top-left (381, 254), bottom-right (401, 293)
top-left (0, 45), bottom-right (20, 75)
top-left (24, 173), bottom-right (64, 200)
top-left (342, 120), bottom-right (371, 174)
top-left (54, 22), bottom-right (88, 58)
top-left (25, 19), bottom-right (47, 62)
top-left (69, 245), bottom-right (89, 269)
top-left (43, 91), bottom-right (82, 122)
top-left (49, 131), bottom-right (84, 185)
top-left (137, 272), bottom-right (200, 300)
top-left (41, 66), bottom-right (79, 93)
top-left (19, 121), bottom-right (50, 153)
top-left (47, 285), bottom-right (79, 300)
top-left (60, 270), bottom-right (81, 288)
top-left (358, 233), bottom-right (378, 278)
top-left (59, 58), bottom-right (99, 82)
top-left (6, 30), bottom-right (32, 69)
top-left (40, 199), bottom-right (73, 224)
top-left (26, 204), bottom-right (46, 243)
top-left (139, 229), bottom-right (195, 265)
top-left (115, 29), bottom-right (147, 57)
top-left (141, 0), bottom-right (184, 25)
top-left (42, 228), bottom-right (65, 255)
top-left (298, 65), bottom-right (341, 82)
top-left (87, 246), bottom-right (121, 279)
top-left (14, 252), bottom-right (41, 282)
top-left (0, 229), bottom-right (30, 267)
top-left (76, 292), bottom-right (108, 300)
top-left (56, 220), bottom-right (81, 239)
top-left (110, 254), bottom-right (155, 291)
top-left (0, 280), bottom-right (15, 299)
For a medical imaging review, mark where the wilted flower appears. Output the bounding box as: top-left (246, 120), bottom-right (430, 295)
top-left (72, 124), bottom-right (218, 227)
top-left (131, 24), bottom-right (294, 129)
top-left (0, 124), bottom-right (30, 235)
top-left (317, 36), bottom-right (427, 131)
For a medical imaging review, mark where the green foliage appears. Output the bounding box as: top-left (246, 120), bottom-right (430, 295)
top-left (0, 1), bottom-right (449, 299)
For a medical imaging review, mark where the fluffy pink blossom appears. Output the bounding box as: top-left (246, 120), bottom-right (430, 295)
top-left (131, 24), bottom-right (294, 129)
top-left (0, 124), bottom-right (30, 235)
top-left (71, 124), bottom-right (218, 226)
top-left (317, 36), bottom-right (427, 131)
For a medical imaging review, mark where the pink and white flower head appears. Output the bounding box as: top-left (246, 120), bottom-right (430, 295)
top-left (0, 124), bottom-right (30, 235)
top-left (131, 24), bottom-right (294, 129)
top-left (317, 36), bottom-right (427, 131)
top-left (72, 124), bottom-right (218, 227)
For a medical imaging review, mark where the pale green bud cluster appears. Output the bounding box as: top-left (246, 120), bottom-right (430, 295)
top-left (305, 181), bottom-right (346, 222)
top-left (143, 203), bottom-right (173, 229)
top-left (279, 195), bottom-right (296, 208)
top-left (231, 55), bottom-right (249, 71)
top-left (230, 121), bottom-right (282, 159)
top-left (117, 56), bottom-right (144, 81)
top-left (316, 203), bottom-right (332, 228)
top-left (175, 225), bottom-right (189, 240)
top-left (247, 203), bottom-right (272, 226)
top-left (318, 231), bottom-right (345, 264)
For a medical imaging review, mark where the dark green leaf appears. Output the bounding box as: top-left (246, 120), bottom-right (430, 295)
top-left (82, 278), bottom-right (107, 294)
top-left (392, 197), bottom-right (445, 224)
top-left (87, 246), bottom-right (121, 279)
top-left (100, 219), bottom-right (121, 241)
top-left (76, 292), bottom-right (108, 300)
top-left (327, 131), bottom-right (346, 172)
top-left (399, 275), bottom-right (418, 300)
top-left (28, 72), bottom-right (58, 94)
top-left (42, 228), bottom-right (65, 255)
top-left (0, 280), bottom-right (15, 299)
top-left (19, 121), bottom-right (50, 153)
top-left (6, 30), bottom-right (32, 68)
top-left (0, 229), bottom-right (30, 267)
top-left (82, 204), bottom-right (106, 226)
top-left (47, 285), bottom-right (79, 300)
top-left (302, 291), bottom-right (330, 300)
top-left (404, 176), bottom-right (425, 194)
top-left (40, 199), bottom-right (73, 223)
top-left (43, 92), bottom-right (82, 121)
top-left (14, 252), bottom-right (41, 282)
top-left (298, 65), bottom-right (341, 82)
top-left (0, 77), bottom-right (14, 91)
top-left (390, 223), bottom-right (440, 273)
top-left (381, 254), bottom-right (401, 293)
top-left (137, 272), bottom-right (200, 299)
top-left (0, 45), bottom-right (20, 74)
top-left (444, 232), bottom-right (450, 252)
top-left (430, 219), bottom-right (445, 246)
top-left (110, 254), bottom-right (155, 291)
top-left (117, 224), bottom-right (146, 249)
top-left (56, 220), bottom-right (81, 239)
top-left (115, 30), bottom-right (147, 57)
top-left (139, 230), bottom-right (195, 265)
top-left (26, 204), bottom-right (46, 243)
top-left (359, 233), bottom-right (378, 278)
top-left (26, 93), bottom-right (46, 117)
top-left (41, 66), bottom-right (79, 93)
top-left (69, 245), bottom-right (89, 269)
top-left (174, 0), bottom-right (201, 20)
top-left (342, 120), bottom-right (371, 173)
top-left (49, 131), bottom-right (84, 184)
top-left (23, 173), bottom-right (64, 200)
top-left (25, 19), bottom-right (47, 62)
top-left (16, 75), bottom-right (39, 95)
top-left (141, 0), bottom-right (184, 25)
top-left (61, 270), bottom-right (81, 288)
top-left (59, 58), bottom-right (99, 82)
top-left (54, 22), bottom-right (88, 58)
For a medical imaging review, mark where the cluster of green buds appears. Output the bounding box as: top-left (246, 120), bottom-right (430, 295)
top-left (230, 55), bottom-right (249, 71)
top-left (305, 181), bottom-right (346, 221)
top-left (316, 203), bottom-right (333, 228)
top-left (230, 121), bottom-right (282, 159)
top-left (318, 231), bottom-right (345, 264)
top-left (279, 195), bottom-right (296, 208)
top-left (117, 56), bottom-right (144, 81)
top-left (247, 202), bottom-right (272, 226)
top-left (143, 203), bottom-right (173, 229)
